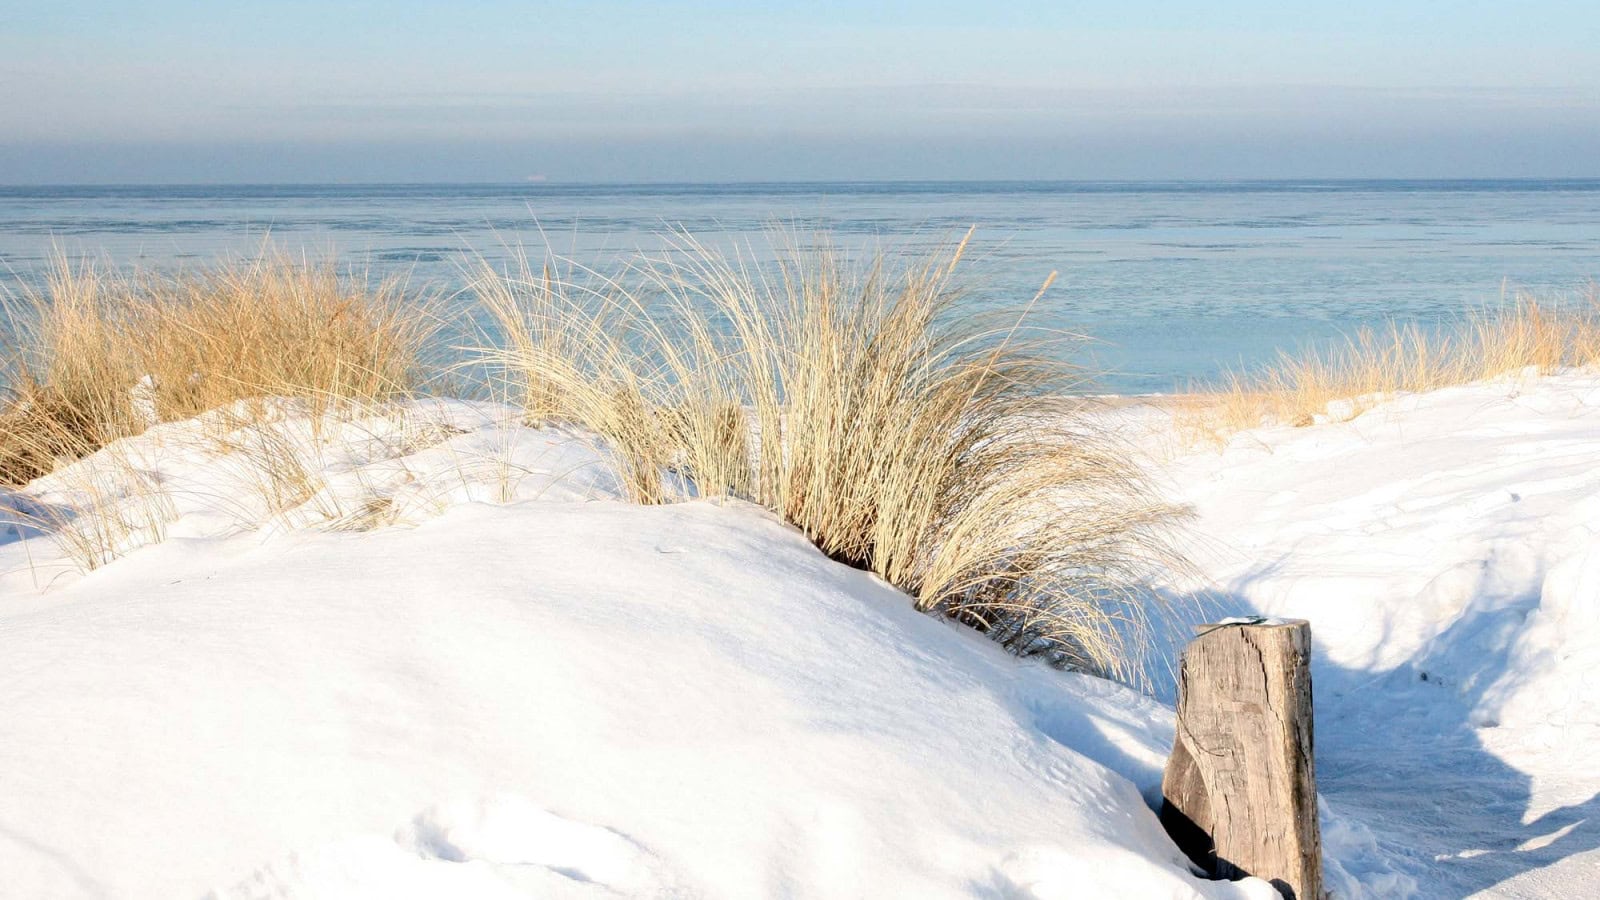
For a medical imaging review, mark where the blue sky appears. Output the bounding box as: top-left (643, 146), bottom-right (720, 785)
top-left (1, 1), bottom-right (1596, 182)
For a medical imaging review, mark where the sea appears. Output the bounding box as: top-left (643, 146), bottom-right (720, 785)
top-left (2, 180), bottom-right (1596, 394)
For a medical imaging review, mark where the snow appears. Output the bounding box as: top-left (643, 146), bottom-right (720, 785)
top-left (0, 402), bottom-right (1269, 900)
top-left (1150, 371), bottom-right (1600, 898)
top-left (4, 371), bottom-right (1599, 898)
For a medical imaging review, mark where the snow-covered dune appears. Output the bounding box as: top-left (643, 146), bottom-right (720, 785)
top-left (0, 405), bottom-right (1268, 900)
top-left (3, 370), bottom-right (1598, 899)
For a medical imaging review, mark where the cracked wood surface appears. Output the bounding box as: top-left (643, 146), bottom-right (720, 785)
top-left (1161, 619), bottom-right (1323, 900)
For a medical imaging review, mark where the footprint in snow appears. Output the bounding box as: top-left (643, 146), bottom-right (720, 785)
top-left (208, 794), bottom-right (683, 899)
top-left (397, 793), bottom-right (666, 891)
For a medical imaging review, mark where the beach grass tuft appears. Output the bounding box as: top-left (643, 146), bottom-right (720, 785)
top-left (0, 253), bottom-right (432, 485)
top-left (1178, 290), bottom-right (1600, 443)
top-left (476, 233), bottom-right (1188, 682)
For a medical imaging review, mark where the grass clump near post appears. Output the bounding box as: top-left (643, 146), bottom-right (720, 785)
top-left (478, 234), bottom-right (1187, 683)
top-left (0, 253), bottom-right (431, 486)
top-left (1179, 290), bottom-right (1600, 443)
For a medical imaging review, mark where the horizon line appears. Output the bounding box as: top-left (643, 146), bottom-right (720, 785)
top-left (5, 176), bottom-right (1600, 190)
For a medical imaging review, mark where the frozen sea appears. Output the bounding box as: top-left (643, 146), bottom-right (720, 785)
top-left (1, 180), bottom-right (1596, 393)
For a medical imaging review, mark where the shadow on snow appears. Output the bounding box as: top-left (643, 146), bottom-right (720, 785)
top-left (1151, 565), bottom-right (1600, 899)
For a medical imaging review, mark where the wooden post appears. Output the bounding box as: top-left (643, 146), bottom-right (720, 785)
top-left (1160, 618), bottom-right (1322, 900)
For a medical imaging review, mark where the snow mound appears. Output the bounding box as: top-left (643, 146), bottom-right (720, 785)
top-left (13, 369), bottom-right (1596, 899)
top-left (0, 403), bottom-right (1262, 899)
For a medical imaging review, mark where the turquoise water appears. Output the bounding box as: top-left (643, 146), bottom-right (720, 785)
top-left (1, 181), bottom-right (1596, 393)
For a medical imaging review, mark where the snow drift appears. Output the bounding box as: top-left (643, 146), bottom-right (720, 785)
top-left (4, 366), bottom-right (1600, 898)
top-left (0, 402), bottom-right (1267, 899)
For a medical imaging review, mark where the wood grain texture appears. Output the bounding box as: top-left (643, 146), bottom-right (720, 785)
top-left (1161, 619), bottom-right (1323, 900)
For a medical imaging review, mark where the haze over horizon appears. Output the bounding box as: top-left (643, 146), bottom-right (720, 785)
top-left (3, 1), bottom-right (1597, 184)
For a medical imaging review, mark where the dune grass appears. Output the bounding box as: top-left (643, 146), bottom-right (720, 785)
top-left (8, 237), bottom-right (1589, 679)
top-left (0, 234), bottom-right (1218, 684)
top-left (7, 444), bottom-right (179, 574)
top-left (0, 253), bottom-right (432, 486)
top-left (1178, 291), bottom-right (1600, 443)
top-left (476, 235), bottom-right (1187, 682)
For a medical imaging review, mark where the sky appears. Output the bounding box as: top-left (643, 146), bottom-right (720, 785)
top-left (1, 1), bottom-right (1597, 183)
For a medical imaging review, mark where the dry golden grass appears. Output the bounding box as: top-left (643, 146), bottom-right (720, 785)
top-left (218, 417), bottom-right (338, 524)
top-left (1177, 290), bottom-right (1600, 443)
top-left (1, 253), bottom-right (431, 485)
top-left (1, 443), bottom-right (178, 574)
top-left (477, 234), bottom-right (1187, 682)
top-left (207, 399), bottom-right (467, 531)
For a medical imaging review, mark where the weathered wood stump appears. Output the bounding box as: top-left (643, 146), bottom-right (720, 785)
top-left (1160, 618), bottom-right (1322, 900)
